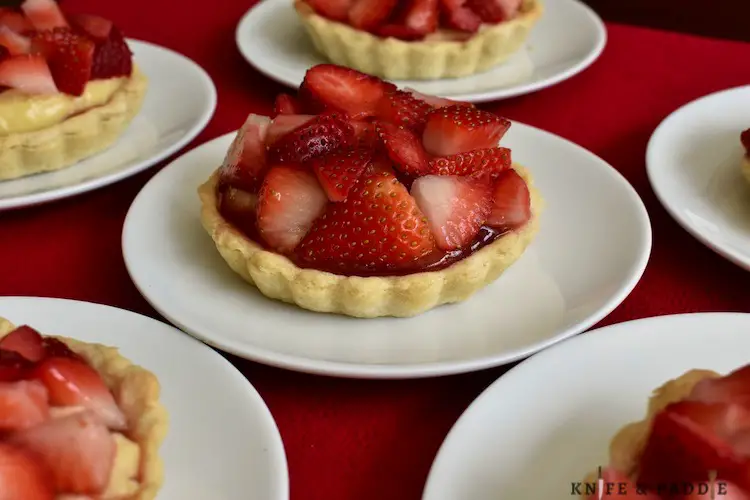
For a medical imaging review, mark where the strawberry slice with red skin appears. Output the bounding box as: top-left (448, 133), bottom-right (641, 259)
top-left (32, 356), bottom-right (127, 430)
top-left (375, 89), bottom-right (434, 131)
top-left (0, 442), bottom-right (55, 500)
top-left (376, 121), bottom-right (430, 176)
top-left (439, 0), bottom-right (482, 32)
top-left (689, 365), bottom-right (750, 409)
top-left (265, 114), bottom-right (315, 146)
top-left (218, 114), bottom-right (271, 193)
top-left (348, 0), bottom-right (398, 30)
top-left (0, 10), bottom-right (34, 34)
top-left (403, 0), bottom-right (439, 35)
top-left (305, 0), bottom-right (353, 22)
top-left (429, 147), bottom-right (512, 180)
top-left (41, 337), bottom-right (84, 362)
top-left (11, 411), bottom-right (115, 495)
top-left (0, 44), bottom-right (7, 62)
top-left (273, 93), bottom-right (303, 117)
top-left (267, 111), bottom-right (355, 165)
top-left (486, 169), bottom-right (531, 231)
top-left (20, 0), bottom-right (68, 31)
top-left (0, 26), bottom-right (30, 55)
top-left (466, 0), bottom-right (521, 22)
top-left (0, 380), bottom-right (49, 431)
top-left (375, 24), bottom-right (425, 41)
top-left (0, 349), bottom-right (34, 382)
top-left (90, 25), bottom-right (132, 79)
top-left (351, 120), bottom-right (378, 147)
top-left (257, 166), bottom-right (329, 253)
top-left (67, 13), bottom-right (113, 43)
top-left (312, 148), bottom-right (373, 202)
top-left (404, 87), bottom-right (474, 109)
top-left (31, 28), bottom-right (94, 96)
top-left (584, 468), bottom-right (659, 499)
top-left (0, 54), bottom-right (57, 94)
top-left (423, 105), bottom-right (511, 156)
top-left (741, 129), bottom-right (750, 156)
top-left (297, 168), bottom-right (436, 275)
top-left (411, 175), bottom-right (492, 251)
top-left (219, 186), bottom-right (258, 236)
top-left (0, 325), bottom-right (45, 362)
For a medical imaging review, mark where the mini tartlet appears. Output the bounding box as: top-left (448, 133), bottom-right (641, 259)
top-left (582, 365), bottom-right (750, 498)
top-left (0, 317), bottom-right (168, 499)
top-left (741, 128), bottom-right (749, 185)
top-left (0, 0), bottom-right (147, 181)
top-left (199, 64), bottom-right (542, 318)
top-left (294, 0), bottom-right (543, 80)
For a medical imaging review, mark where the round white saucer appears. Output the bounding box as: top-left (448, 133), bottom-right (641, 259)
top-left (235, 0), bottom-right (606, 103)
top-left (122, 121), bottom-right (651, 379)
top-left (423, 313), bottom-right (750, 499)
top-left (0, 297), bottom-right (288, 500)
top-left (647, 85), bottom-right (750, 271)
top-left (0, 39), bottom-right (217, 211)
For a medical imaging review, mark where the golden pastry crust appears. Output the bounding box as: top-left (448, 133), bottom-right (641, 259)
top-left (0, 66), bottom-right (148, 181)
top-left (294, 0), bottom-right (543, 80)
top-left (0, 317), bottom-right (168, 500)
top-left (198, 164), bottom-right (543, 319)
top-left (741, 155), bottom-right (750, 185)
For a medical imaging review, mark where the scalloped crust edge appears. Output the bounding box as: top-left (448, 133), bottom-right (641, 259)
top-left (294, 0), bottom-right (544, 80)
top-left (0, 316), bottom-right (168, 500)
top-left (580, 369), bottom-right (722, 494)
top-left (0, 66), bottom-right (148, 181)
top-left (198, 164), bottom-right (543, 319)
top-left (742, 156), bottom-right (750, 185)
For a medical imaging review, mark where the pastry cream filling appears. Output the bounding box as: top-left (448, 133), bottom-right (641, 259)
top-left (0, 77), bottom-right (126, 136)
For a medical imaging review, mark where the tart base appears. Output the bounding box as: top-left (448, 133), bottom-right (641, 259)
top-left (198, 164), bottom-right (543, 319)
top-left (294, 0), bottom-right (543, 80)
top-left (742, 155), bottom-right (750, 185)
top-left (0, 66), bottom-right (148, 182)
top-left (0, 317), bottom-right (168, 500)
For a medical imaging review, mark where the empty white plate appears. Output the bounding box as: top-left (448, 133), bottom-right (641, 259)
top-left (0, 297), bottom-right (288, 500)
top-left (647, 85), bottom-right (750, 271)
top-left (122, 120), bottom-right (651, 379)
top-left (235, 0), bottom-right (606, 102)
top-left (0, 39), bottom-right (217, 211)
top-left (423, 313), bottom-right (750, 500)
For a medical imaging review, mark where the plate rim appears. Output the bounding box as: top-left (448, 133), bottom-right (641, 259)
top-left (234, 0), bottom-right (608, 103)
top-left (646, 83), bottom-right (750, 271)
top-left (0, 295), bottom-right (290, 500)
top-left (0, 38), bottom-right (218, 212)
top-left (421, 311), bottom-right (750, 499)
top-left (122, 120), bottom-right (652, 379)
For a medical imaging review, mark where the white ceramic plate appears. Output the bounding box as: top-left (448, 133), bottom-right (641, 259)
top-left (122, 121), bottom-right (651, 379)
top-left (647, 85), bottom-right (750, 271)
top-left (235, 0), bottom-right (606, 103)
top-left (0, 297), bottom-right (288, 500)
top-left (423, 312), bottom-right (750, 500)
top-left (0, 39), bottom-right (217, 211)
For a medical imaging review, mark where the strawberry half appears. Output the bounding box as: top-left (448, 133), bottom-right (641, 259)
top-left (273, 93), bottom-right (303, 117)
top-left (0, 10), bottom-right (34, 34)
top-left (428, 147), bottom-right (511, 180)
top-left (348, 0), bottom-right (398, 30)
top-left (351, 120), bottom-right (378, 147)
top-left (0, 442), bottom-right (55, 500)
top-left (0, 325), bottom-right (45, 362)
top-left (376, 121), bottom-right (430, 176)
top-left (218, 114), bottom-right (271, 192)
top-left (219, 186), bottom-right (258, 237)
top-left (0, 54), bottom-right (57, 94)
top-left (689, 365), bottom-right (750, 409)
top-left (403, 0), bottom-right (439, 35)
top-left (312, 148), bottom-right (373, 201)
top-left (375, 90), bottom-right (434, 131)
top-left (0, 380), bottom-right (49, 431)
top-left (257, 166), bottom-right (329, 253)
top-left (20, 0), bottom-right (68, 31)
top-left (405, 87), bottom-right (474, 109)
top-left (267, 112), bottom-right (355, 165)
top-left (741, 129), bottom-right (750, 155)
top-left (439, 0), bottom-right (482, 32)
top-left (90, 25), bottom-right (132, 79)
top-left (0, 26), bottom-right (30, 55)
top-left (67, 13), bottom-right (113, 43)
top-left (422, 105), bottom-right (511, 156)
top-left (305, 0), bottom-right (353, 22)
top-left (486, 169), bottom-right (531, 231)
top-left (31, 27), bottom-right (94, 96)
top-left (466, 0), bottom-right (521, 22)
top-left (11, 411), bottom-right (115, 495)
top-left (297, 168), bottom-right (436, 274)
top-left (411, 175), bottom-right (492, 250)
top-left (0, 349), bottom-right (34, 382)
top-left (265, 114), bottom-right (315, 147)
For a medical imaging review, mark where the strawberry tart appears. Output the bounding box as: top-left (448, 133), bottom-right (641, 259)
top-left (0, 0), bottom-right (147, 181)
top-left (0, 317), bottom-right (168, 499)
top-left (741, 129), bottom-right (750, 185)
top-left (198, 64), bottom-right (542, 318)
top-left (582, 365), bottom-right (750, 499)
top-left (294, 0), bottom-right (543, 80)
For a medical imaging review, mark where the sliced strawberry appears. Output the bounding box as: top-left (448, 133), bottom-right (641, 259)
top-left (0, 54), bottom-right (57, 94)
top-left (0, 380), bottom-right (49, 431)
top-left (403, 0), bottom-right (439, 34)
top-left (0, 26), bottom-right (30, 55)
top-left (411, 175), bottom-right (492, 251)
top-left (218, 113), bottom-right (271, 192)
top-left (297, 168), bottom-right (436, 274)
top-left (11, 411), bottom-right (115, 495)
top-left (0, 325), bottom-right (45, 362)
top-left (405, 87), bottom-right (474, 109)
top-left (90, 25), bottom-right (132, 79)
top-left (300, 64), bottom-right (396, 119)
top-left (422, 105), bottom-right (511, 156)
top-left (375, 24), bottom-right (425, 41)
top-left (429, 147), bottom-right (511, 180)
top-left (0, 349), bottom-right (34, 382)
top-left (31, 27), bottom-right (94, 96)
top-left (584, 468), bottom-right (658, 499)
top-left (375, 89), bottom-right (433, 131)
top-left (689, 365), bottom-right (750, 409)
top-left (20, 0), bottom-right (68, 31)
top-left (219, 186), bottom-right (258, 236)
top-left (486, 169), bottom-right (531, 231)
top-left (312, 148), bottom-right (372, 202)
top-left (32, 356), bottom-right (126, 430)
top-left (439, 0), bottom-right (482, 32)
top-left (376, 121), bottom-right (430, 176)
top-left (265, 114), bottom-right (315, 146)
top-left (0, 10), bottom-right (34, 34)
top-left (67, 13), bottom-right (113, 43)
top-left (0, 442), bottom-right (55, 500)
top-left (41, 338), bottom-right (84, 362)
top-left (257, 166), bottom-right (329, 253)
top-left (466, 0), bottom-right (521, 22)
top-left (351, 120), bottom-right (378, 147)
top-left (348, 0), bottom-right (398, 30)
top-left (305, 0), bottom-right (354, 22)
top-left (273, 93), bottom-right (303, 117)
top-left (741, 129), bottom-right (750, 155)
top-left (0, 44), bottom-right (8, 62)
top-left (267, 112), bottom-right (355, 165)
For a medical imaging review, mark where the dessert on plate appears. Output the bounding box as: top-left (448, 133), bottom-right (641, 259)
top-left (0, 0), bottom-right (147, 181)
top-left (0, 317), bottom-right (168, 499)
top-left (294, 0), bottom-right (543, 80)
top-left (198, 63), bottom-right (542, 318)
top-left (582, 365), bottom-right (750, 499)
top-left (741, 129), bottom-right (749, 185)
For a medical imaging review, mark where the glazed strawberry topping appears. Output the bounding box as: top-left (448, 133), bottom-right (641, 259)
top-left (274, 93), bottom-right (303, 117)
top-left (31, 28), bottom-right (94, 96)
top-left (0, 9), bottom-right (34, 33)
top-left (89, 25), bottom-right (132, 80)
top-left (422, 105), bottom-right (511, 156)
top-left (0, 325), bottom-right (46, 362)
top-left (0, 54), bottom-right (57, 94)
top-left (376, 121), bottom-right (431, 176)
top-left (305, 0), bottom-right (354, 22)
top-left (312, 148), bottom-right (373, 201)
top-left (742, 129), bottom-right (750, 156)
top-left (67, 13), bottom-right (113, 43)
top-left (266, 114), bottom-right (315, 146)
top-left (218, 114), bottom-right (272, 192)
top-left (688, 365), bottom-right (750, 409)
top-left (486, 169), bottom-right (532, 231)
top-left (0, 26), bottom-right (30, 56)
top-left (267, 112), bottom-right (355, 165)
top-left (0, 380), bottom-right (49, 431)
top-left (0, 349), bottom-right (34, 382)
top-left (21, 0), bottom-right (68, 32)
top-left (428, 147), bottom-right (511, 180)
top-left (439, 0), bottom-right (482, 33)
top-left (0, 441), bottom-right (56, 500)
top-left (375, 90), bottom-right (434, 132)
top-left (348, 0), bottom-right (398, 30)
top-left (466, 0), bottom-right (521, 22)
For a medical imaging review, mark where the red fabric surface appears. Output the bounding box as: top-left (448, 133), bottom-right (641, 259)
top-left (1, 1), bottom-right (750, 499)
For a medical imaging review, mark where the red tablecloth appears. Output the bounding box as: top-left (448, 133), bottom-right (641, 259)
top-left (1, 1), bottom-right (750, 499)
